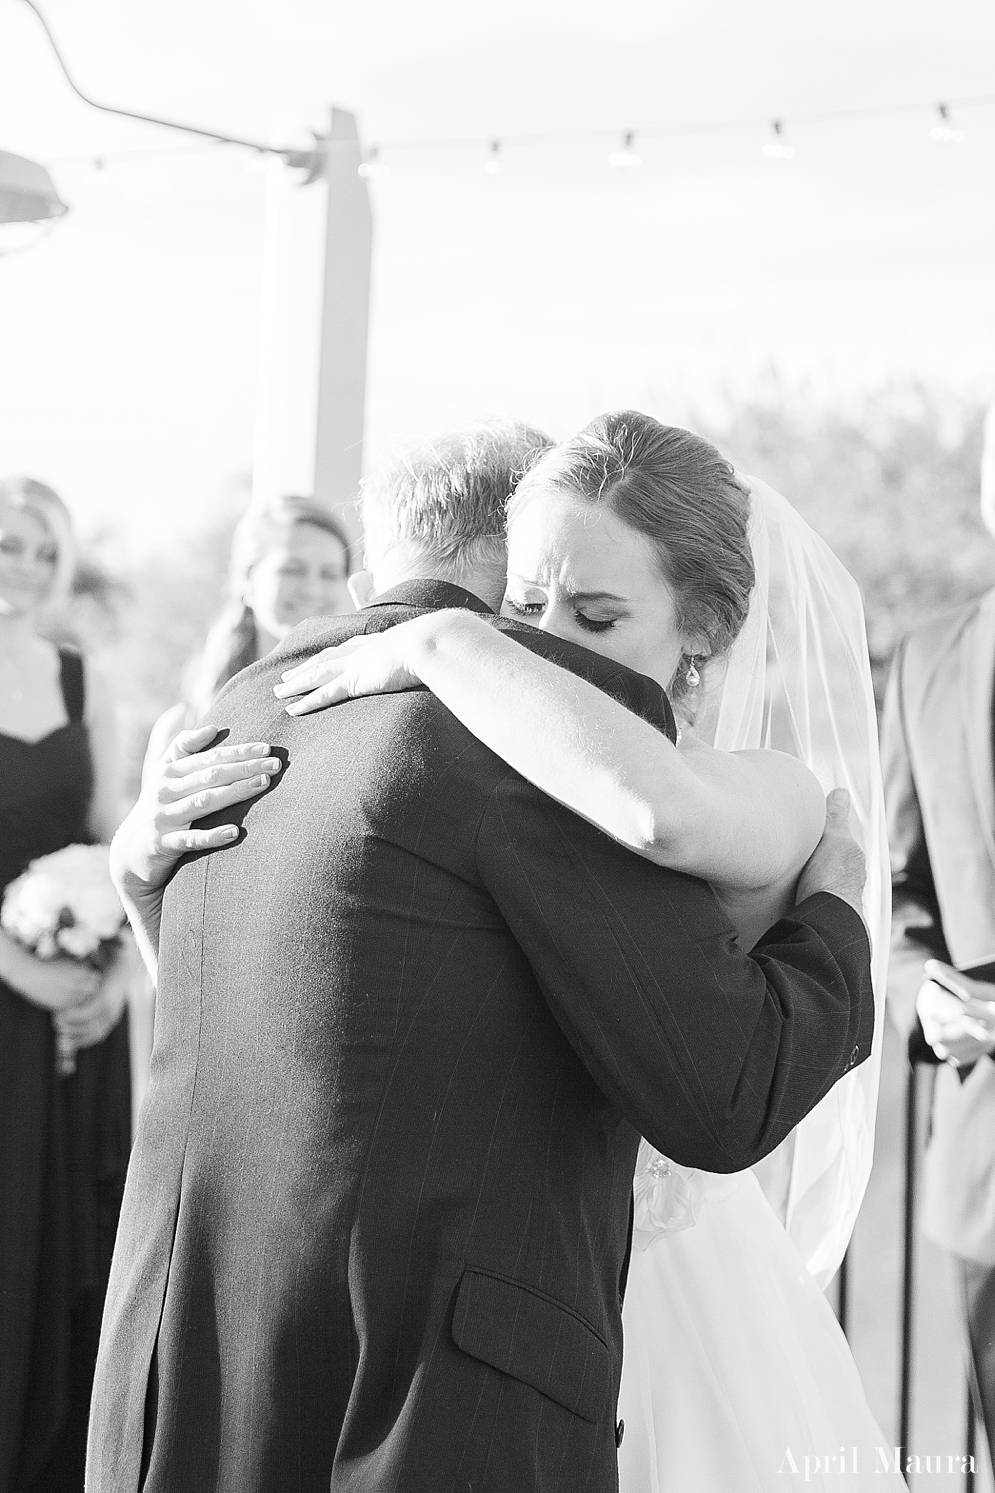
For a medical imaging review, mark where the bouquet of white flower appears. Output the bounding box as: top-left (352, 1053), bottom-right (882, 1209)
top-left (2, 843), bottom-right (125, 960)
top-left (2, 844), bottom-right (126, 1071)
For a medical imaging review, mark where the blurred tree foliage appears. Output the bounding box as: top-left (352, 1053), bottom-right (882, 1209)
top-left (52, 383), bottom-right (995, 801)
top-left (699, 381), bottom-right (995, 684)
top-left (52, 501), bottom-right (242, 799)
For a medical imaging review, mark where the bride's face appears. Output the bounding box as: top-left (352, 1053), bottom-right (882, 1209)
top-left (502, 491), bottom-right (695, 689)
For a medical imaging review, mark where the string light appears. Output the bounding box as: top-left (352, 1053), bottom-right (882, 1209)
top-left (45, 90), bottom-right (995, 182)
top-left (762, 119), bottom-right (795, 160)
top-left (930, 103), bottom-right (965, 144)
top-left (608, 131), bottom-right (641, 169)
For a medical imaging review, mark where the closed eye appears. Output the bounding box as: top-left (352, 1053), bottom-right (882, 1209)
top-left (575, 613), bottom-right (617, 633)
top-left (504, 597), bottom-right (546, 617)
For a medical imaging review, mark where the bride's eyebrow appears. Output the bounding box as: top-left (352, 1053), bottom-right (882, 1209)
top-left (568, 589), bottom-right (627, 605)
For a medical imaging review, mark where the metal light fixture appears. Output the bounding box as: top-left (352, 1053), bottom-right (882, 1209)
top-left (0, 148), bottom-right (68, 224)
top-left (0, 147), bottom-right (68, 253)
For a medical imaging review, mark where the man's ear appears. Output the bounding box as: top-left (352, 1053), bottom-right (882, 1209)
top-left (348, 571), bottom-right (376, 608)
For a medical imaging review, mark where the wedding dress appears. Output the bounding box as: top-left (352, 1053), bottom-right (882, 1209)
top-left (617, 478), bottom-right (903, 1491)
top-left (618, 1153), bottom-right (904, 1490)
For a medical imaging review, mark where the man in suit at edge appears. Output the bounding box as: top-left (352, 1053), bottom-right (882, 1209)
top-left (883, 401), bottom-right (995, 1468)
top-left (89, 421), bottom-right (874, 1493)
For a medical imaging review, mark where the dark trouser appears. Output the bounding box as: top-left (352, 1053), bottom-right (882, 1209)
top-left (956, 1254), bottom-right (995, 1472)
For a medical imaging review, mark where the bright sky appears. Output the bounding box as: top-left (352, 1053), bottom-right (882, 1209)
top-left (0, 0), bottom-right (993, 547)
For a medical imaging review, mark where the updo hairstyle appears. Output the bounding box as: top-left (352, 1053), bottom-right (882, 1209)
top-left (509, 411), bottom-right (755, 700)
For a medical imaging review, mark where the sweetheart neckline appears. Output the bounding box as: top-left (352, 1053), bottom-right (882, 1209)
top-left (0, 722), bottom-right (74, 747)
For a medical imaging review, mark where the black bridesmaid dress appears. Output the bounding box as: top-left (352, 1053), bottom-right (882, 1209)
top-left (0, 650), bottom-right (132, 1493)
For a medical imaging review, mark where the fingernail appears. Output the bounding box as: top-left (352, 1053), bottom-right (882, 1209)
top-left (251, 742), bottom-right (269, 754)
top-left (263, 758), bottom-right (281, 773)
top-left (259, 774), bottom-right (270, 787)
top-left (222, 826), bottom-right (238, 841)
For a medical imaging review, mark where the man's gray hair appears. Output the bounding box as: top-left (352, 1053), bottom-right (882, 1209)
top-left (360, 419), bottom-right (554, 573)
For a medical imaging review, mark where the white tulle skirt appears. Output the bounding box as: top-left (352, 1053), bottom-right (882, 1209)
top-left (617, 1163), bottom-right (906, 1491)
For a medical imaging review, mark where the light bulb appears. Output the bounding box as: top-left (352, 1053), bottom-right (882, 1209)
top-left (608, 131), bottom-right (641, 169)
top-left (930, 104), bottom-right (965, 144)
top-left (357, 147), bottom-right (383, 179)
top-left (762, 120), bottom-right (795, 160)
top-left (85, 156), bottom-right (111, 187)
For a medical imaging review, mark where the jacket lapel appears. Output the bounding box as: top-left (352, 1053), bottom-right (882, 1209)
top-left (960, 590), bottom-right (995, 874)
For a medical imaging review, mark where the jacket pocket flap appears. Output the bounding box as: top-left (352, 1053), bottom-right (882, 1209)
top-left (451, 1269), bottom-right (611, 1423)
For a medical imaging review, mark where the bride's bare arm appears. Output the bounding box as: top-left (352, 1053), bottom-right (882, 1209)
top-left (276, 609), bottom-right (826, 897)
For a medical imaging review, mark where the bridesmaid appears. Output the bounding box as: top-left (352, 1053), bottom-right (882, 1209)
top-left (143, 493), bottom-right (354, 771)
top-left (0, 477), bottom-right (132, 1493)
top-left (131, 494), bottom-right (354, 1111)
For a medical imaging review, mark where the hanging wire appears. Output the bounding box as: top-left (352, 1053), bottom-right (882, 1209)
top-left (19, 0), bottom-right (327, 176)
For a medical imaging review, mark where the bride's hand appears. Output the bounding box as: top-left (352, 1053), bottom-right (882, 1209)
top-left (274, 617), bottom-right (437, 716)
top-left (110, 725), bottom-right (282, 898)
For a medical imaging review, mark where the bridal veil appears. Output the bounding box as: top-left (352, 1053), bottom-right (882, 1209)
top-left (695, 474), bottom-right (890, 1290)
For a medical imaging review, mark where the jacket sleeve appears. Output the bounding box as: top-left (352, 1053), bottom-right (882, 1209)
top-left (475, 771), bottom-right (875, 1173)
top-left (880, 638), bottom-right (950, 1048)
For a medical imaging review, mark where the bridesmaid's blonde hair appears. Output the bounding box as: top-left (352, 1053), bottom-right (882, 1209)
top-left (0, 475), bottom-right (77, 606)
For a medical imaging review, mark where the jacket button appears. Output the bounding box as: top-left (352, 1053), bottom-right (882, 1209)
top-left (616, 1419), bottom-right (625, 1448)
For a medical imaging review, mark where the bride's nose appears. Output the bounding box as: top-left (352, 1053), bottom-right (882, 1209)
top-left (534, 600), bottom-right (574, 641)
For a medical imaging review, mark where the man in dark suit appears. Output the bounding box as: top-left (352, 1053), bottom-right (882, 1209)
top-left (90, 422), bottom-right (874, 1493)
top-left (883, 402), bottom-right (995, 1467)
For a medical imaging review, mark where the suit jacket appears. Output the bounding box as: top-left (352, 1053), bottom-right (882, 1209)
top-left (88, 579), bottom-right (874, 1493)
top-left (883, 588), bottom-right (995, 1261)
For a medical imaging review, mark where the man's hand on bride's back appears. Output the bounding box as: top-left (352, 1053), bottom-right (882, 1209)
top-left (110, 725), bottom-right (281, 898)
top-left (794, 789), bottom-right (867, 919)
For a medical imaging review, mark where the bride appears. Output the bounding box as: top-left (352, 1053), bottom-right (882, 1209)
top-left (270, 411), bottom-right (900, 1491)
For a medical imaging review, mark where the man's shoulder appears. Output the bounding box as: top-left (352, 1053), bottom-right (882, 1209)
top-left (210, 610), bottom-right (402, 714)
top-left (489, 616), bottom-right (676, 740)
top-left (899, 589), bottom-right (995, 665)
